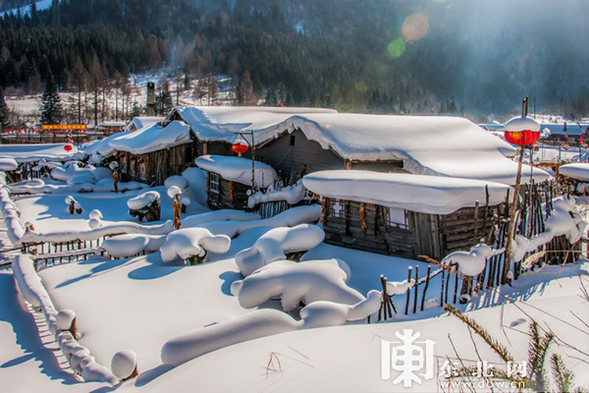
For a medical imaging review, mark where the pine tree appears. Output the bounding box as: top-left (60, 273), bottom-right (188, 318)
top-left (40, 72), bottom-right (63, 125)
top-left (237, 70), bottom-right (254, 106)
top-left (0, 85), bottom-right (10, 129)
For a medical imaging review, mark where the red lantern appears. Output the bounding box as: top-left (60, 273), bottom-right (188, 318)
top-left (562, 144), bottom-right (570, 151)
top-left (581, 136), bottom-right (585, 145)
top-left (533, 145), bottom-right (539, 151)
top-left (64, 144), bottom-right (73, 152)
top-left (503, 116), bottom-right (541, 146)
top-left (232, 143), bottom-right (249, 157)
top-left (82, 139), bottom-right (88, 143)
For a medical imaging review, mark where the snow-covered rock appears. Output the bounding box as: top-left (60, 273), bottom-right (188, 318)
top-left (235, 224), bottom-right (325, 277)
top-left (231, 259), bottom-right (362, 311)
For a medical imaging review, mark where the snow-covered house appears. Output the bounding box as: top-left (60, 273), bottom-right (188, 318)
top-left (108, 120), bottom-right (196, 185)
top-left (167, 106), bottom-right (339, 158)
top-left (195, 155), bottom-right (278, 210)
top-left (303, 170), bottom-right (512, 259)
top-left (125, 117), bottom-right (165, 132)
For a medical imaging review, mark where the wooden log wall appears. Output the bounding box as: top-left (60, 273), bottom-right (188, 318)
top-left (323, 199), bottom-right (416, 258)
top-left (119, 143), bottom-right (196, 186)
top-left (207, 176), bottom-right (250, 210)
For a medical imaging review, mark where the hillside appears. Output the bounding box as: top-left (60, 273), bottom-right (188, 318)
top-left (1, 0), bottom-right (589, 117)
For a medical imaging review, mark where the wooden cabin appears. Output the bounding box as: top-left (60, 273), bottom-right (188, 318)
top-left (303, 171), bottom-right (512, 260)
top-left (109, 120), bottom-right (197, 185)
top-left (195, 155), bottom-right (278, 210)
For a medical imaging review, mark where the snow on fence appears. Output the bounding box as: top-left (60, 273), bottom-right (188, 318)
top-left (248, 180), bottom-right (312, 219)
top-left (377, 180), bottom-right (585, 320)
top-left (12, 254), bottom-right (118, 384)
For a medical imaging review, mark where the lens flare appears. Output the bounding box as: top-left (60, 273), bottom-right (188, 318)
top-left (402, 13), bottom-right (430, 42)
top-left (387, 39), bottom-right (406, 58)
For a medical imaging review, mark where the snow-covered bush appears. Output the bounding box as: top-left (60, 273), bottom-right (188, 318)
top-left (160, 228), bottom-right (231, 264)
top-left (235, 224), bottom-right (325, 277)
top-left (167, 185), bottom-right (182, 199)
top-left (127, 191), bottom-right (161, 222)
top-left (180, 197), bottom-right (191, 213)
top-left (231, 259), bottom-right (363, 311)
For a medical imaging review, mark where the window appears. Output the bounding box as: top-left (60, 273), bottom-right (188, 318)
top-left (298, 163), bottom-right (312, 178)
top-left (386, 207), bottom-right (408, 229)
top-left (329, 199), bottom-right (347, 218)
top-left (210, 172), bottom-right (220, 194)
top-left (290, 135), bottom-right (296, 146)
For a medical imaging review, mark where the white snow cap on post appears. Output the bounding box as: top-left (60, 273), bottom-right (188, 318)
top-left (89, 209), bottom-right (103, 220)
top-left (109, 161), bottom-right (119, 170)
top-left (111, 350), bottom-right (138, 380)
top-left (441, 243), bottom-right (504, 277)
top-left (195, 155), bottom-right (278, 188)
top-left (167, 186), bottom-right (182, 199)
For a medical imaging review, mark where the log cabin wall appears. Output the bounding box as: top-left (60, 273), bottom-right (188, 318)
top-left (206, 173), bottom-right (250, 210)
top-left (321, 197), bottom-right (501, 260)
top-left (322, 198), bottom-right (416, 259)
top-left (119, 143), bottom-right (197, 186)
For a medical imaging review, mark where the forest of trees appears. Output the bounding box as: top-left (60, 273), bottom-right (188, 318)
top-left (1, 0), bottom-right (589, 126)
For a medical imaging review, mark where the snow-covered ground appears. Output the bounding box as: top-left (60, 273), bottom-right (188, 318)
top-left (1, 140), bottom-right (589, 392)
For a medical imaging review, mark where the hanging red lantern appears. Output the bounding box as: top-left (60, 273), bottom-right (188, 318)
top-left (503, 116), bottom-right (541, 146)
top-left (581, 136), bottom-right (585, 145)
top-left (231, 143), bottom-right (249, 157)
top-left (64, 144), bottom-right (73, 152)
top-left (82, 139), bottom-right (88, 143)
top-left (533, 145), bottom-right (539, 151)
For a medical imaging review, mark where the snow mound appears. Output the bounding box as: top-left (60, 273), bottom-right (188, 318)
top-left (235, 224), bottom-right (325, 277)
top-left (0, 157), bottom-right (18, 171)
top-left (181, 167), bottom-right (207, 205)
top-left (89, 209), bottom-right (103, 220)
top-left (51, 163), bottom-right (95, 182)
top-left (165, 176), bottom-right (189, 192)
top-left (160, 228), bottom-right (231, 263)
top-left (303, 171), bottom-right (512, 215)
top-left (160, 290), bottom-right (380, 367)
top-left (195, 155), bottom-right (278, 188)
top-left (100, 235), bottom-right (166, 258)
top-left (127, 191), bottom-right (160, 210)
top-left (231, 259), bottom-right (362, 311)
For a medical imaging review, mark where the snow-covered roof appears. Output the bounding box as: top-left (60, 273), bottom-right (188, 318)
top-left (541, 123), bottom-right (588, 136)
top-left (559, 163), bottom-right (589, 181)
top-left (0, 143), bottom-right (78, 163)
top-left (260, 113), bottom-right (549, 185)
top-left (98, 121), bottom-right (126, 127)
top-left (83, 131), bottom-right (132, 158)
top-left (302, 170), bottom-right (512, 215)
top-left (195, 155), bottom-right (278, 188)
top-left (125, 117), bottom-right (164, 131)
top-left (108, 120), bottom-right (192, 155)
top-left (175, 106), bottom-right (338, 144)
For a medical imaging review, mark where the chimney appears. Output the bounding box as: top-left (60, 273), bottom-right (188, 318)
top-left (146, 82), bottom-right (156, 116)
